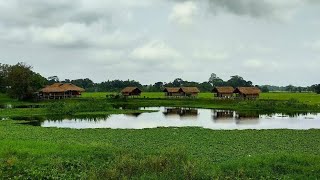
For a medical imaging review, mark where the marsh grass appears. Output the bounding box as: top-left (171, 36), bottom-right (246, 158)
top-left (1, 121), bottom-right (320, 179)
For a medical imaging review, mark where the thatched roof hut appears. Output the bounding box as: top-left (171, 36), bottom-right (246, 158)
top-left (163, 87), bottom-right (181, 93)
top-left (212, 86), bottom-right (234, 98)
top-left (121, 87), bottom-right (142, 97)
top-left (234, 87), bottom-right (261, 99)
top-left (163, 87), bottom-right (183, 97)
top-left (39, 83), bottom-right (85, 99)
top-left (40, 83), bottom-right (85, 93)
top-left (163, 87), bottom-right (200, 97)
top-left (181, 87), bottom-right (200, 94)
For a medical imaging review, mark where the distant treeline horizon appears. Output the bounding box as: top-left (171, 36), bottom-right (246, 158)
top-left (1, 62), bottom-right (319, 100)
top-left (50, 74), bottom-right (316, 93)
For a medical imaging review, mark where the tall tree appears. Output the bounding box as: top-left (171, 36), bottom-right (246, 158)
top-left (0, 63), bottom-right (11, 93)
top-left (48, 76), bottom-right (60, 84)
top-left (208, 73), bottom-right (225, 87)
top-left (227, 75), bottom-right (252, 88)
top-left (313, 84), bottom-right (320, 94)
top-left (71, 78), bottom-right (95, 89)
top-left (7, 63), bottom-right (47, 100)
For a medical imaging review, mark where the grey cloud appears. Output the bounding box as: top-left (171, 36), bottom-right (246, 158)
top-left (171, 0), bottom-right (319, 18)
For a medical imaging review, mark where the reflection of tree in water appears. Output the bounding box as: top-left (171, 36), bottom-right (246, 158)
top-left (163, 108), bottom-right (198, 118)
top-left (125, 113), bottom-right (142, 117)
top-left (46, 114), bottom-right (111, 122)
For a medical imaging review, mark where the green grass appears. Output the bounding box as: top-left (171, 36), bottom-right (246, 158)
top-left (82, 92), bottom-right (320, 105)
top-left (260, 92), bottom-right (320, 105)
top-left (1, 92), bottom-right (320, 178)
top-left (1, 92), bottom-right (320, 120)
top-left (0, 120), bottom-right (320, 179)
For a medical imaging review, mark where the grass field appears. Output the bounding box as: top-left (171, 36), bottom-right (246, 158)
top-left (1, 92), bottom-right (320, 178)
top-left (1, 120), bottom-right (320, 179)
top-left (81, 92), bottom-right (320, 105)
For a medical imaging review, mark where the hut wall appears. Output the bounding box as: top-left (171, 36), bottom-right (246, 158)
top-left (216, 93), bottom-right (233, 98)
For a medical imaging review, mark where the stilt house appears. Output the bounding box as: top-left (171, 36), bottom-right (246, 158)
top-left (121, 87), bottom-right (142, 97)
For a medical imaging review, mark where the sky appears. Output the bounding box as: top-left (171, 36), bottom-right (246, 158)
top-left (0, 0), bottom-right (319, 86)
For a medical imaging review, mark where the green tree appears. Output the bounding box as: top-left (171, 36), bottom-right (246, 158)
top-left (209, 73), bottom-right (225, 87)
top-left (226, 75), bottom-right (252, 88)
top-left (48, 76), bottom-right (60, 84)
top-left (0, 63), bottom-right (11, 93)
top-left (260, 85), bottom-right (270, 93)
top-left (71, 78), bottom-right (95, 90)
top-left (7, 63), bottom-right (47, 100)
top-left (314, 84), bottom-right (320, 94)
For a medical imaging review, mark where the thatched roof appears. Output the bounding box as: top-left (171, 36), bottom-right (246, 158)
top-left (163, 87), bottom-right (200, 93)
top-left (181, 87), bottom-right (200, 93)
top-left (60, 83), bottom-right (85, 92)
top-left (234, 87), bottom-right (261, 95)
top-left (121, 87), bottom-right (142, 93)
top-left (163, 87), bottom-right (181, 93)
top-left (40, 83), bottom-right (85, 93)
top-left (212, 86), bottom-right (234, 94)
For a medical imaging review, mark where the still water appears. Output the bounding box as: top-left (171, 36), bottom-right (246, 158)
top-left (40, 107), bottom-right (320, 130)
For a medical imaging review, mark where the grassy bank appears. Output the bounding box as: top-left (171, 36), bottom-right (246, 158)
top-left (0, 120), bottom-right (319, 179)
top-left (1, 92), bottom-right (320, 119)
top-left (82, 92), bottom-right (320, 105)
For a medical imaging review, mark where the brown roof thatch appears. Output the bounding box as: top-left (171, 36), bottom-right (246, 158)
top-left (163, 87), bottom-right (181, 93)
top-left (40, 83), bottom-right (85, 93)
top-left (212, 86), bottom-right (234, 94)
top-left (234, 87), bottom-right (261, 95)
top-left (181, 87), bottom-right (200, 93)
top-left (121, 87), bottom-right (142, 93)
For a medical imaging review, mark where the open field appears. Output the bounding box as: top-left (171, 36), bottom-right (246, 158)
top-left (1, 120), bottom-right (320, 179)
top-left (1, 92), bottom-right (320, 178)
top-left (82, 92), bottom-right (320, 105)
top-left (1, 92), bottom-right (320, 119)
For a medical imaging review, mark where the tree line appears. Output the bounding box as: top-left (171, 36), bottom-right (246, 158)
top-left (1, 63), bottom-right (320, 100)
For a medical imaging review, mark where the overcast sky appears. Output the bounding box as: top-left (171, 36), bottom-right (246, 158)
top-left (0, 0), bottom-right (319, 86)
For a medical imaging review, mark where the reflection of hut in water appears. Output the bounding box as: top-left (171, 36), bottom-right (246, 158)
top-left (212, 110), bottom-right (235, 123)
top-left (180, 109), bottom-right (198, 117)
top-left (235, 113), bottom-right (260, 125)
top-left (163, 108), bottom-right (198, 119)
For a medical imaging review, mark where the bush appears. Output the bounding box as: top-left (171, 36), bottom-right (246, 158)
top-left (46, 100), bottom-right (113, 115)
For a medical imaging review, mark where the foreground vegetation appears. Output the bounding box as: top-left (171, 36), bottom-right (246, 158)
top-left (1, 120), bottom-right (320, 179)
top-left (1, 92), bottom-right (320, 178)
top-left (1, 92), bottom-right (320, 119)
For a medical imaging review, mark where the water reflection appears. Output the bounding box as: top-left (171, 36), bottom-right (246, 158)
top-left (15, 107), bottom-right (320, 130)
top-left (163, 108), bottom-right (198, 119)
top-left (125, 113), bottom-right (142, 117)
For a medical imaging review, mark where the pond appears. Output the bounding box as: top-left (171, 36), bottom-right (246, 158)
top-left (29, 107), bottom-right (320, 130)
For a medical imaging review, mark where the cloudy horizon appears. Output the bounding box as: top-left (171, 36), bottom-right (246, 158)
top-left (1, 0), bottom-right (319, 86)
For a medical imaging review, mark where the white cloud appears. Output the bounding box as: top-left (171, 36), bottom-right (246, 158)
top-left (169, 1), bottom-right (198, 25)
top-left (243, 59), bottom-right (264, 69)
top-left (306, 40), bottom-right (320, 52)
top-left (0, 21), bottom-right (141, 49)
top-left (193, 50), bottom-right (229, 61)
top-left (130, 40), bottom-right (182, 61)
